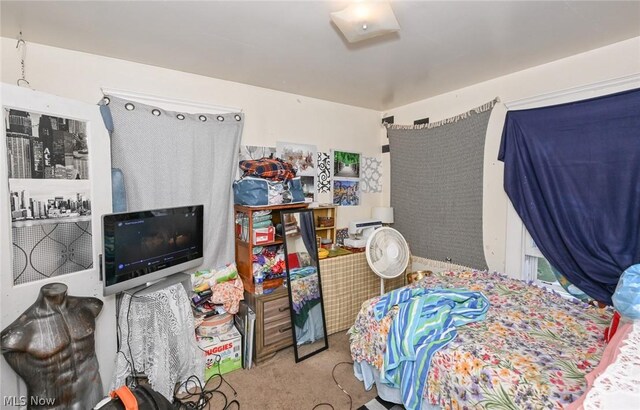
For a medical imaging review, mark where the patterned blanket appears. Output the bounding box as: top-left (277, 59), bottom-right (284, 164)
top-left (349, 271), bottom-right (612, 409)
top-left (289, 267), bottom-right (321, 328)
top-left (239, 157), bottom-right (296, 181)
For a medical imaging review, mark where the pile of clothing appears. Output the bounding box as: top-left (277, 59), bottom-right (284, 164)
top-left (239, 157), bottom-right (296, 181)
top-left (252, 245), bottom-right (287, 282)
top-left (233, 157), bottom-right (304, 206)
top-left (191, 263), bottom-right (244, 336)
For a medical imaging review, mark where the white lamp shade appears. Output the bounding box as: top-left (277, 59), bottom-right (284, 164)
top-left (330, 2), bottom-right (400, 43)
top-left (372, 206), bottom-right (394, 224)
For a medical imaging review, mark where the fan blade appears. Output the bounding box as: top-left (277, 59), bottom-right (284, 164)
top-left (373, 257), bottom-right (390, 273)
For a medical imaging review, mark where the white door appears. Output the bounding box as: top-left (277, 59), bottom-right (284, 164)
top-left (0, 84), bottom-right (115, 403)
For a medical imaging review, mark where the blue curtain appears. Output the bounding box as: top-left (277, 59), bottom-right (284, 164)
top-left (300, 211), bottom-right (317, 264)
top-left (498, 88), bottom-right (640, 305)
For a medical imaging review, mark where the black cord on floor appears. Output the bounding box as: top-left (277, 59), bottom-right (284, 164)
top-left (114, 289), bottom-right (146, 387)
top-left (173, 353), bottom-right (240, 410)
top-left (114, 289), bottom-right (240, 409)
top-left (125, 289), bottom-right (146, 386)
top-left (312, 361), bottom-right (354, 410)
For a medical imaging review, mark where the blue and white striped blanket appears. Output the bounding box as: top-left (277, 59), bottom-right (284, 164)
top-left (373, 287), bottom-right (490, 410)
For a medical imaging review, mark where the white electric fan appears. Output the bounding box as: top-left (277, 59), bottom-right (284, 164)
top-left (365, 227), bottom-right (411, 295)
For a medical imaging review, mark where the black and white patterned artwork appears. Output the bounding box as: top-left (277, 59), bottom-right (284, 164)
top-left (317, 152), bottom-right (330, 193)
top-left (361, 156), bottom-right (382, 193)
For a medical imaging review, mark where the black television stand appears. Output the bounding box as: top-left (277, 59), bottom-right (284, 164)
top-left (124, 272), bottom-right (191, 296)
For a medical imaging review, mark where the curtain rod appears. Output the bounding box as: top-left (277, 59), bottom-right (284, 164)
top-left (101, 87), bottom-right (242, 114)
top-left (504, 73), bottom-right (640, 110)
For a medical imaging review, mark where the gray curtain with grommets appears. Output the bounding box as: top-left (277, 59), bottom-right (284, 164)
top-left (102, 96), bottom-right (243, 268)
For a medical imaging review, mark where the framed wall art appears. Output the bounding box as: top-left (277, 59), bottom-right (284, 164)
top-left (1, 84), bottom-right (111, 288)
top-left (331, 150), bottom-right (360, 179)
top-left (277, 141), bottom-right (317, 177)
top-left (332, 179), bottom-right (360, 206)
top-left (5, 107), bottom-right (95, 285)
top-left (331, 150), bottom-right (361, 206)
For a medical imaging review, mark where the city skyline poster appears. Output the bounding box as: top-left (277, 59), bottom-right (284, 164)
top-left (4, 107), bottom-right (94, 285)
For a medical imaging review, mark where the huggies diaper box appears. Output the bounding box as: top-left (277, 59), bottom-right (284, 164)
top-left (197, 325), bottom-right (242, 378)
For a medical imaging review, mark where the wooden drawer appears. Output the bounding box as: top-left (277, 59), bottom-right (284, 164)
top-left (263, 315), bottom-right (292, 346)
top-left (263, 295), bottom-right (291, 324)
top-left (263, 295), bottom-right (292, 346)
top-left (244, 287), bottom-right (295, 364)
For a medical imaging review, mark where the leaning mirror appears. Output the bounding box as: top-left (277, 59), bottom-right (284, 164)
top-left (280, 208), bottom-right (329, 362)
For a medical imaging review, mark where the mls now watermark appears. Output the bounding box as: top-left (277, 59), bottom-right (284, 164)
top-left (3, 396), bottom-right (56, 406)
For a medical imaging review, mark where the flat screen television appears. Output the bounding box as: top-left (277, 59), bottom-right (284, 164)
top-left (102, 205), bottom-right (204, 296)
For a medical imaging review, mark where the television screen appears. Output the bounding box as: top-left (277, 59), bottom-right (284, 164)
top-left (102, 205), bottom-right (204, 295)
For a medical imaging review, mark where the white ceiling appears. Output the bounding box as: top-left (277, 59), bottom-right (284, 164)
top-left (2, 1), bottom-right (639, 110)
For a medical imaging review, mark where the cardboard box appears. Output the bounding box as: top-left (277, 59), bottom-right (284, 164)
top-left (252, 226), bottom-right (275, 245)
top-left (197, 325), bottom-right (242, 378)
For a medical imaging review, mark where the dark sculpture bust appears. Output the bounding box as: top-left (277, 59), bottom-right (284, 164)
top-left (1, 283), bottom-right (104, 409)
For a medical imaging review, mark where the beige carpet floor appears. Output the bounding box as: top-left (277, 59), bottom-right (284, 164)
top-left (205, 331), bottom-right (378, 410)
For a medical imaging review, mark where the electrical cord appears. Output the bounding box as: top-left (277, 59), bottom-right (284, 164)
top-left (125, 289), bottom-right (146, 386)
top-left (113, 289), bottom-right (239, 409)
top-left (114, 296), bottom-right (135, 375)
top-left (113, 284), bottom-right (242, 410)
top-left (114, 289), bottom-right (146, 388)
top-left (173, 352), bottom-right (240, 410)
top-left (312, 361), bottom-right (354, 410)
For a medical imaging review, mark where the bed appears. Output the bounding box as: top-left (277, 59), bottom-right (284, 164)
top-left (349, 270), bottom-right (613, 410)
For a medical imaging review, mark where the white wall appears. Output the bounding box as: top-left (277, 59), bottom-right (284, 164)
top-left (381, 36), bottom-right (640, 274)
top-left (0, 38), bottom-right (385, 227)
top-left (0, 37), bottom-right (384, 400)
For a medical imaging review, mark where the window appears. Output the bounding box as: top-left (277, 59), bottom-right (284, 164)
top-left (522, 230), bottom-right (569, 296)
top-left (524, 233), bottom-right (576, 299)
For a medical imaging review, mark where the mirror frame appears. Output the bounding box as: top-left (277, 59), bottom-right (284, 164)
top-left (280, 208), bottom-right (329, 362)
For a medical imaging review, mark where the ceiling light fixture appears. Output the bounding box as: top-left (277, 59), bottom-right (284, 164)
top-left (331, 1), bottom-right (400, 43)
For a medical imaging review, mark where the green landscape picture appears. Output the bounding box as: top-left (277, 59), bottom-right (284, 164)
top-left (333, 150), bottom-right (360, 178)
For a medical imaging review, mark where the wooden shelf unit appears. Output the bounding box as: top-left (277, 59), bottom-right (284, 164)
top-left (234, 203), bottom-right (308, 293)
top-left (312, 205), bottom-right (337, 246)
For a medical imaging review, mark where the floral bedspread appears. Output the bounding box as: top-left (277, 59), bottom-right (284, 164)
top-left (349, 271), bottom-right (612, 409)
top-left (289, 267), bottom-right (320, 314)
